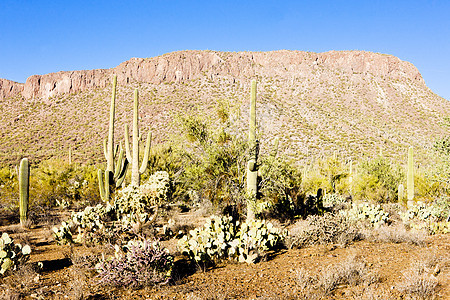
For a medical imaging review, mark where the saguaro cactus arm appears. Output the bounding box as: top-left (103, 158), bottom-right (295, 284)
top-left (124, 88), bottom-right (151, 186)
top-left (98, 75), bottom-right (129, 203)
top-left (106, 75), bottom-right (117, 173)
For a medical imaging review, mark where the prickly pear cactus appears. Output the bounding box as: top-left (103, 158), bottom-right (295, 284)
top-left (0, 232), bottom-right (31, 276)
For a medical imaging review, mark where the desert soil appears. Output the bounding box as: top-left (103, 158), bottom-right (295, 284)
top-left (1, 214), bottom-right (449, 300)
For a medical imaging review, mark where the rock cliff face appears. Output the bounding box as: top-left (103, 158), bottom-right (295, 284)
top-left (1, 49), bottom-right (447, 166)
top-left (0, 79), bottom-right (24, 99)
top-left (0, 50), bottom-right (426, 100)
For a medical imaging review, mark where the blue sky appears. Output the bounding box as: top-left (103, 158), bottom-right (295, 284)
top-left (1, 0), bottom-right (449, 100)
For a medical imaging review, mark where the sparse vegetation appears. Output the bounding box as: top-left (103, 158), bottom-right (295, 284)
top-left (0, 63), bottom-right (450, 299)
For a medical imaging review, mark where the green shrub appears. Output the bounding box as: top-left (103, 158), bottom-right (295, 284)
top-left (0, 167), bottom-right (18, 208)
top-left (30, 158), bottom-right (100, 208)
top-left (353, 157), bottom-right (404, 202)
top-left (258, 157), bottom-right (303, 219)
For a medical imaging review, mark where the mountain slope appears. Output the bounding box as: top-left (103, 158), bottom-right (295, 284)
top-left (0, 50), bottom-right (448, 166)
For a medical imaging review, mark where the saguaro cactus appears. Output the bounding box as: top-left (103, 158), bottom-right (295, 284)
top-left (398, 183), bottom-right (405, 204)
top-left (19, 158), bottom-right (29, 227)
top-left (98, 75), bottom-right (128, 202)
top-left (407, 146), bottom-right (414, 207)
top-left (246, 80), bottom-right (258, 220)
top-left (124, 89), bottom-right (152, 186)
top-left (348, 160), bottom-right (353, 194)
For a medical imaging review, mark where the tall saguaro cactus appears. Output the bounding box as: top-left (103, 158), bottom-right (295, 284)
top-left (407, 146), bottom-right (414, 207)
top-left (348, 160), bottom-right (353, 194)
top-left (247, 80), bottom-right (259, 220)
top-left (98, 75), bottom-right (128, 202)
top-left (124, 89), bottom-right (152, 186)
top-left (19, 158), bottom-right (29, 227)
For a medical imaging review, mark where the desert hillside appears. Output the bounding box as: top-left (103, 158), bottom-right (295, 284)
top-left (0, 50), bottom-right (449, 166)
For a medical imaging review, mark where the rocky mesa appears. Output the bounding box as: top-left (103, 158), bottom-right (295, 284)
top-left (0, 50), bottom-right (448, 166)
top-left (0, 50), bottom-right (425, 101)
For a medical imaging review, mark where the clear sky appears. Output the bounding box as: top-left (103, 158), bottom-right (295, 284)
top-left (1, 0), bottom-right (449, 100)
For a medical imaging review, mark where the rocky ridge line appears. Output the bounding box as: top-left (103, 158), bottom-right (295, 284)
top-left (0, 50), bottom-right (426, 100)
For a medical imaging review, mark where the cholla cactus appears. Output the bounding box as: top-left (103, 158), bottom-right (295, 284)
top-left (0, 232), bottom-right (31, 276)
top-left (115, 171), bottom-right (170, 228)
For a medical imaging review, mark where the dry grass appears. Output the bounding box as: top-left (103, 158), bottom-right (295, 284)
top-left (369, 224), bottom-right (427, 246)
top-left (291, 255), bottom-right (379, 299)
top-left (395, 253), bottom-right (445, 300)
top-left (0, 264), bottom-right (39, 300)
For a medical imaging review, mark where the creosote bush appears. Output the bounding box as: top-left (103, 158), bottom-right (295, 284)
top-left (353, 156), bottom-right (404, 202)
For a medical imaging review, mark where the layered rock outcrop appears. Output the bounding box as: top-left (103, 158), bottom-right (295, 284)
top-left (0, 50), bottom-right (425, 100)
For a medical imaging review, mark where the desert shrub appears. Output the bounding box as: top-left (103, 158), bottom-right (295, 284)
top-left (300, 155), bottom-right (349, 196)
top-left (0, 233), bottom-right (31, 276)
top-left (370, 224), bottom-right (427, 245)
top-left (318, 155), bottom-right (349, 194)
top-left (258, 156), bottom-right (303, 220)
top-left (178, 216), bottom-right (285, 264)
top-left (396, 255), bottom-right (442, 299)
top-left (433, 136), bottom-right (450, 156)
top-left (96, 239), bottom-right (173, 288)
top-left (286, 213), bottom-right (361, 248)
top-left (177, 114), bottom-right (248, 211)
top-left (353, 156), bottom-right (404, 202)
top-left (294, 255), bottom-right (378, 297)
top-left (30, 158), bottom-right (100, 208)
top-left (341, 202), bottom-right (390, 227)
top-left (301, 167), bottom-right (329, 197)
top-left (0, 167), bottom-right (18, 208)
